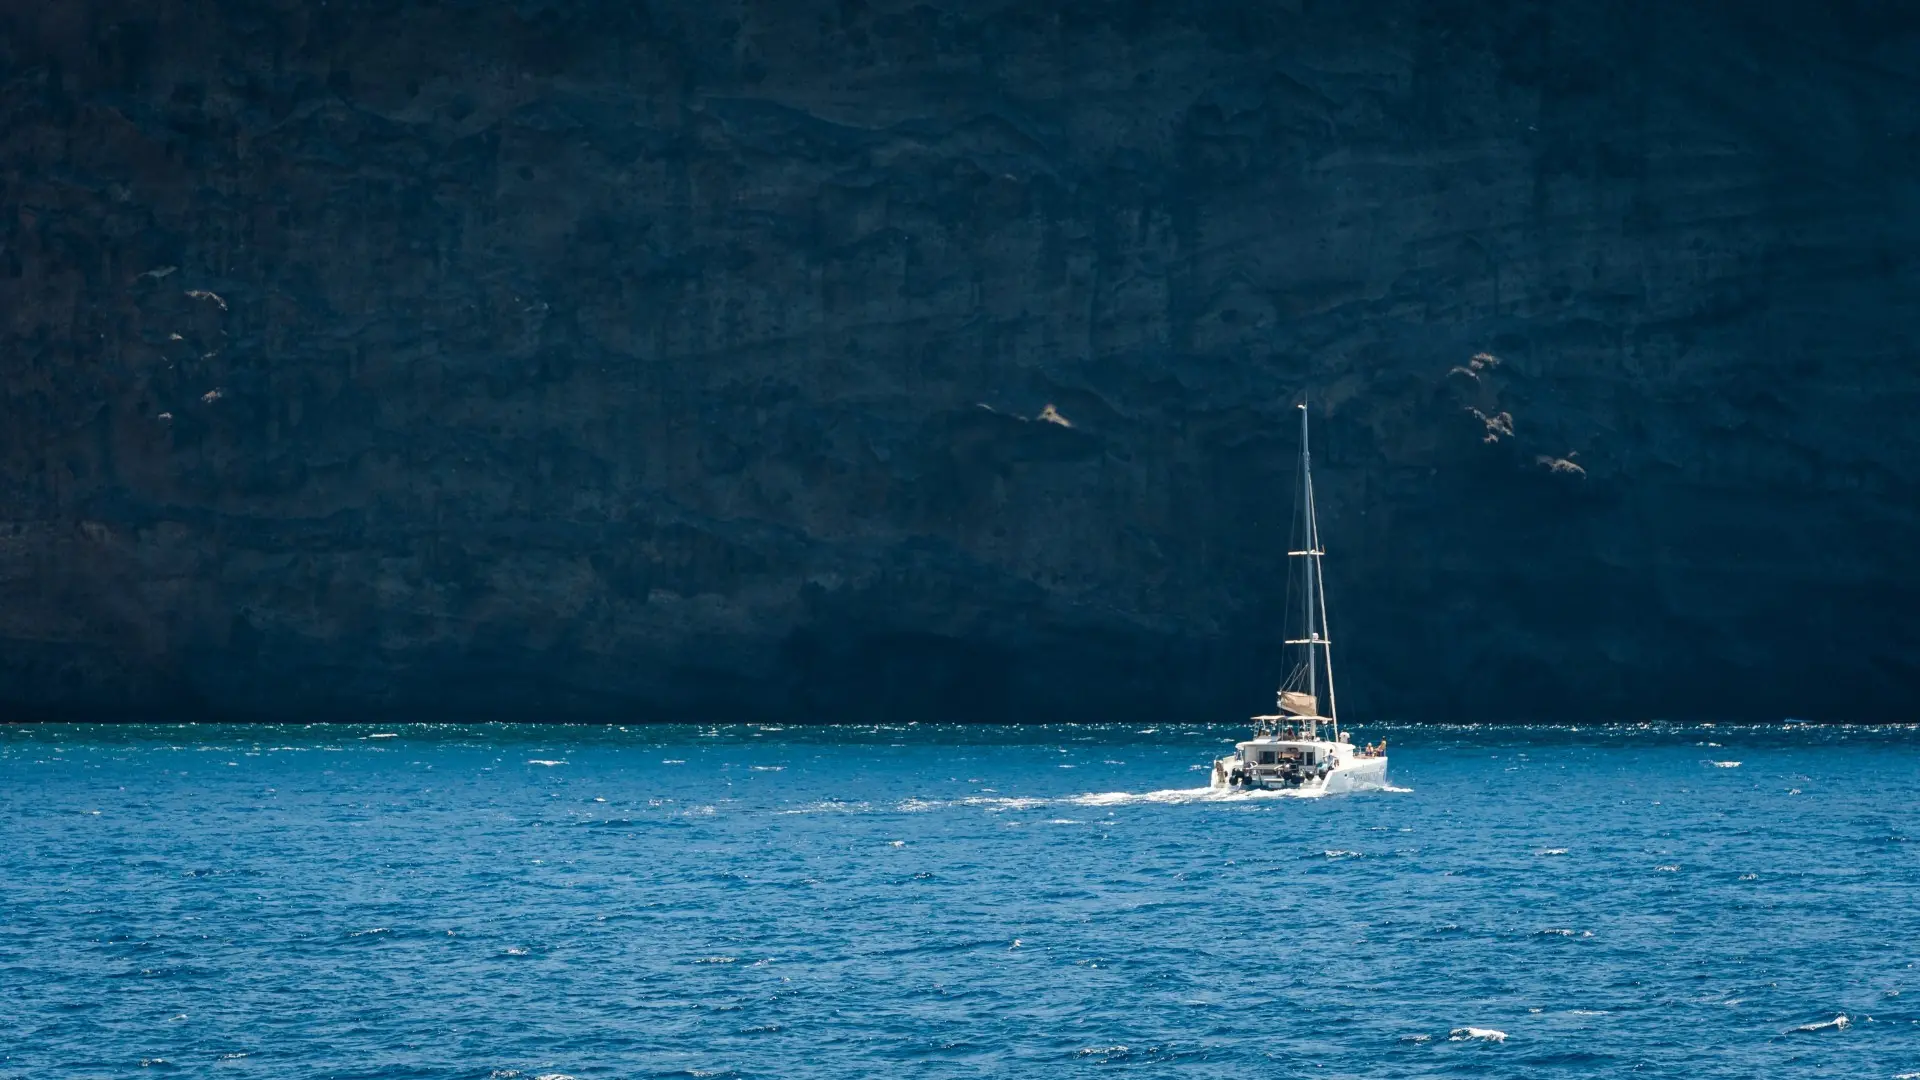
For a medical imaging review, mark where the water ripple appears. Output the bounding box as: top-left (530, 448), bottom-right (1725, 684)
top-left (2, 721), bottom-right (1913, 1078)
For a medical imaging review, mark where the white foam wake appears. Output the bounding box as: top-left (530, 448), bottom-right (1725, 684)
top-left (889, 780), bottom-right (1410, 813)
top-left (1067, 786), bottom-right (1330, 806)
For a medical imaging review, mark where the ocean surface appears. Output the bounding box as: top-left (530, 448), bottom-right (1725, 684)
top-left (2, 722), bottom-right (1915, 1079)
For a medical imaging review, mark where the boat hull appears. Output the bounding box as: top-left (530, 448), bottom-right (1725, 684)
top-left (1210, 752), bottom-right (1388, 793)
top-left (1322, 755), bottom-right (1387, 793)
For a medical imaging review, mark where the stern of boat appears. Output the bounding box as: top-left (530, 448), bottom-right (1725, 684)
top-left (1210, 755), bottom-right (1237, 790)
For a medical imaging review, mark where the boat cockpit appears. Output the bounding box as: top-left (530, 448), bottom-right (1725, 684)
top-left (1227, 735), bottom-right (1340, 786)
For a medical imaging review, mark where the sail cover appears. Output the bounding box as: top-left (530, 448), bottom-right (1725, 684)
top-left (1279, 691), bottom-right (1319, 716)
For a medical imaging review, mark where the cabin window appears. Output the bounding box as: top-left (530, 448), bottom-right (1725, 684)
top-left (1257, 750), bottom-right (1277, 765)
top-left (1304, 753), bottom-right (1316, 765)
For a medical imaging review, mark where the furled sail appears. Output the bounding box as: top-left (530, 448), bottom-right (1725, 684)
top-left (1278, 690), bottom-right (1319, 716)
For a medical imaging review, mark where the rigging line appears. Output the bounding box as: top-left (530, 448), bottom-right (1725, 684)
top-left (1304, 403), bottom-right (1339, 741)
top-left (1300, 399), bottom-right (1317, 727)
top-left (1312, 461), bottom-right (1339, 739)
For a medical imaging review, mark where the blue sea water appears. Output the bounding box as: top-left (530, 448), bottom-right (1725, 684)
top-left (2, 722), bottom-right (1915, 1079)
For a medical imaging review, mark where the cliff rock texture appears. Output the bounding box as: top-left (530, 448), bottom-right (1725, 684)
top-left (2, 0), bottom-right (1917, 722)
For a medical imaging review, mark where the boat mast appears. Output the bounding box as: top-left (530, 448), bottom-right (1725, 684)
top-left (1284, 401), bottom-right (1340, 744)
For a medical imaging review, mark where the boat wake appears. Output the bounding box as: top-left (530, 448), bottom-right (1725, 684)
top-left (1074, 777), bottom-right (1411, 805)
top-left (888, 781), bottom-right (1408, 814)
top-left (1069, 786), bottom-right (1329, 806)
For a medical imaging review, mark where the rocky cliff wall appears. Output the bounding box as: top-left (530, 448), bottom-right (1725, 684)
top-left (2, 0), bottom-right (1916, 722)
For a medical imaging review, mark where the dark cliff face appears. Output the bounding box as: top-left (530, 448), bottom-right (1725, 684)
top-left (2, 0), bottom-right (1916, 723)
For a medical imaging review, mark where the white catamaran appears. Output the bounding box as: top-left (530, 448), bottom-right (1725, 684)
top-left (1211, 402), bottom-right (1388, 793)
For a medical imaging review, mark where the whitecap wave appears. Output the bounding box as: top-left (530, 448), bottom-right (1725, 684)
top-left (1789, 1015), bottom-right (1850, 1034)
top-left (964, 796), bottom-right (1050, 811)
top-left (778, 800), bottom-right (871, 815)
top-left (1708, 760), bottom-right (1742, 768)
top-left (527, 759), bottom-right (567, 766)
top-left (1448, 1027), bottom-right (1508, 1042)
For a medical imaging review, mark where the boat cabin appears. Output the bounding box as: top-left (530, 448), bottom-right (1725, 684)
top-left (1236, 737), bottom-right (1331, 769)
